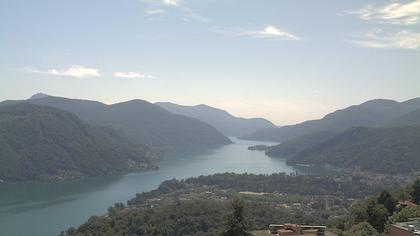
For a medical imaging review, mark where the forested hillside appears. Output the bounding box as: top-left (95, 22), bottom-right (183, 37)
top-left (0, 102), bottom-right (157, 181)
top-left (261, 98), bottom-right (420, 175)
top-left (288, 126), bottom-right (420, 174)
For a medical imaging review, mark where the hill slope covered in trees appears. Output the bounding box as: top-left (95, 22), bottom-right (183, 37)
top-left (263, 98), bottom-right (420, 174)
top-left (287, 126), bottom-right (420, 174)
top-left (0, 102), bottom-right (157, 181)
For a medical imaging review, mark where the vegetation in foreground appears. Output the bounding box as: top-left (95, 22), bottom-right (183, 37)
top-left (60, 172), bottom-right (418, 236)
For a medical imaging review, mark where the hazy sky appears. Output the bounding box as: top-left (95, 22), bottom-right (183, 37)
top-left (1, 0), bottom-right (419, 125)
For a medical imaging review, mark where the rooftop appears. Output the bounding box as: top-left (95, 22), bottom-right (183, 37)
top-left (391, 218), bottom-right (420, 235)
top-left (250, 230), bottom-right (337, 236)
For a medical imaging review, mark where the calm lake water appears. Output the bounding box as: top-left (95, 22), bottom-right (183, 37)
top-left (0, 138), bottom-right (301, 236)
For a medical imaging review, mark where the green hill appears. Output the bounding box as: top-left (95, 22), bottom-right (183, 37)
top-left (0, 102), bottom-right (157, 181)
top-left (266, 130), bottom-right (336, 158)
top-left (287, 126), bottom-right (420, 174)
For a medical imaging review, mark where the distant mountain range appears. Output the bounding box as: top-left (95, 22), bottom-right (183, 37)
top-left (0, 93), bottom-right (236, 181)
top-left (28, 94), bottom-right (232, 148)
top-left (156, 102), bottom-right (276, 137)
top-left (0, 102), bottom-right (157, 181)
top-left (258, 97), bottom-right (420, 174)
top-left (244, 98), bottom-right (420, 142)
top-left (3, 93), bottom-right (420, 180)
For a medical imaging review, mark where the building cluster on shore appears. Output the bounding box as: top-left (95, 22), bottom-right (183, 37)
top-left (251, 223), bottom-right (333, 236)
top-left (250, 218), bottom-right (420, 236)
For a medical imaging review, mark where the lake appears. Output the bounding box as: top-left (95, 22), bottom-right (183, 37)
top-left (0, 138), bottom-right (301, 236)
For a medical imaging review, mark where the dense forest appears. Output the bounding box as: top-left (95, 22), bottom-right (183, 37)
top-left (328, 179), bottom-right (420, 235)
top-left (63, 199), bottom-right (324, 236)
top-left (0, 102), bottom-right (157, 181)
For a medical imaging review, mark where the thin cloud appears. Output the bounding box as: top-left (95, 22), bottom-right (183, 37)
top-left (162, 0), bottom-right (180, 6)
top-left (348, 29), bottom-right (420, 49)
top-left (140, 0), bottom-right (208, 23)
top-left (182, 7), bottom-right (209, 23)
top-left (345, 0), bottom-right (420, 25)
top-left (144, 9), bottom-right (165, 15)
top-left (140, 0), bottom-right (181, 7)
top-left (27, 65), bottom-right (101, 78)
top-left (113, 72), bottom-right (155, 79)
top-left (216, 25), bottom-right (302, 41)
top-left (256, 25), bottom-right (301, 40)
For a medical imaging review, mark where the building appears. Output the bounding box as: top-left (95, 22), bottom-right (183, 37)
top-left (396, 201), bottom-right (417, 209)
top-left (390, 219), bottom-right (420, 236)
top-left (269, 224), bottom-right (326, 236)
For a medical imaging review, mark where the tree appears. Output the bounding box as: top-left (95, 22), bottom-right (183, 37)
top-left (145, 224), bottom-right (157, 235)
top-left (223, 198), bottom-right (250, 236)
top-left (365, 198), bottom-right (389, 232)
top-left (351, 198), bottom-right (389, 233)
top-left (377, 190), bottom-right (396, 214)
top-left (410, 179), bottom-right (420, 204)
top-left (397, 186), bottom-right (411, 201)
top-left (343, 222), bottom-right (379, 236)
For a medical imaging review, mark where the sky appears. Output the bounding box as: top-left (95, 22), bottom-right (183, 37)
top-left (0, 0), bottom-right (419, 125)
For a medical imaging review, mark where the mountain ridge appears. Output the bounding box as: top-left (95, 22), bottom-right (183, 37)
top-left (28, 94), bottom-right (232, 148)
top-left (156, 101), bottom-right (276, 137)
top-left (242, 97), bottom-right (420, 142)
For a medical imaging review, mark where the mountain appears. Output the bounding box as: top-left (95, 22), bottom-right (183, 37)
top-left (287, 126), bottom-right (420, 174)
top-left (265, 98), bottom-right (420, 159)
top-left (28, 95), bottom-right (232, 148)
top-left (29, 92), bottom-right (50, 100)
top-left (0, 102), bottom-right (157, 181)
top-left (388, 109), bottom-right (420, 127)
top-left (266, 130), bottom-right (337, 158)
top-left (242, 98), bottom-right (420, 142)
top-left (155, 102), bottom-right (276, 137)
